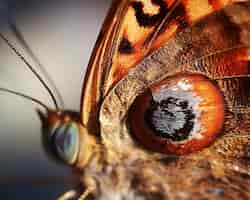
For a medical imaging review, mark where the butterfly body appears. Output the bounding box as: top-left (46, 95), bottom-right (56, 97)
top-left (34, 0), bottom-right (250, 199)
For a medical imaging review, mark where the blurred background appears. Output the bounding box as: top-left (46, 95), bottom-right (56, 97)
top-left (0, 0), bottom-right (111, 199)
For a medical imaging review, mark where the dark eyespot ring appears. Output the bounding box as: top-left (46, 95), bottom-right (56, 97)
top-left (129, 73), bottom-right (225, 155)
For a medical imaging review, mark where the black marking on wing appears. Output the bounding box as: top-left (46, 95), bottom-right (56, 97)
top-left (131, 0), bottom-right (167, 27)
top-left (118, 37), bottom-right (134, 54)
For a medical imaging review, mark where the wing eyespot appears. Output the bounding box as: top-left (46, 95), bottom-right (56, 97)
top-left (128, 73), bottom-right (225, 155)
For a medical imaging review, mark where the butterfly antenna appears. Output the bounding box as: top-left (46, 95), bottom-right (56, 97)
top-left (0, 87), bottom-right (49, 111)
top-left (0, 33), bottom-right (59, 110)
top-left (7, 18), bottom-right (65, 109)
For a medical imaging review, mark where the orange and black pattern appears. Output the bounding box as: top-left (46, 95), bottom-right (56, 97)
top-left (81, 0), bottom-right (250, 134)
top-left (76, 1), bottom-right (250, 199)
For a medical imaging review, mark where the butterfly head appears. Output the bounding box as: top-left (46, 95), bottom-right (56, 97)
top-left (37, 109), bottom-right (96, 168)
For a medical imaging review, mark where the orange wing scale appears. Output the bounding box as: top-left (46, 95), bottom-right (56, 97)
top-left (103, 0), bottom-right (242, 94)
top-left (80, 0), bottom-right (244, 135)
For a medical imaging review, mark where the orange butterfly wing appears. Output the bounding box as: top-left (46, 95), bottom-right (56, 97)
top-left (80, 0), bottom-right (243, 135)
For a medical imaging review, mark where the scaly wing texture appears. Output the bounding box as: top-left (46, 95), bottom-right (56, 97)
top-left (80, 1), bottom-right (250, 199)
top-left (80, 0), bottom-right (240, 135)
top-left (89, 1), bottom-right (250, 199)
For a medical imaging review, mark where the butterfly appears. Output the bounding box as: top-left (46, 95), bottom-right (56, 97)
top-left (1, 0), bottom-right (250, 199)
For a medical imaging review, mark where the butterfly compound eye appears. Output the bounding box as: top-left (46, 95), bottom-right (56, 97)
top-left (54, 123), bottom-right (80, 164)
top-left (129, 73), bottom-right (225, 155)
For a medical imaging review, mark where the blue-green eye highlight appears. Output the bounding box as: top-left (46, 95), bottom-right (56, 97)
top-left (54, 123), bottom-right (79, 164)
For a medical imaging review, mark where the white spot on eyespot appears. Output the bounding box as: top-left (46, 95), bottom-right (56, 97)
top-left (152, 83), bottom-right (204, 144)
top-left (177, 80), bottom-right (192, 91)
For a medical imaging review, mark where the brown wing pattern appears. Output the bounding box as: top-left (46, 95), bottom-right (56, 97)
top-left (80, 1), bottom-right (250, 199)
top-left (80, 0), bottom-right (129, 134)
top-left (103, 0), bottom-right (244, 93)
top-left (95, 1), bottom-right (250, 199)
top-left (99, 0), bottom-right (250, 150)
top-left (80, 0), bottom-right (242, 135)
